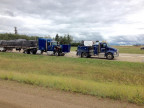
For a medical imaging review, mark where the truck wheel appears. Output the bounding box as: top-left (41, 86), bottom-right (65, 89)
top-left (81, 52), bottom-right (88, 58)
top-left (87, 55), bottom-right (91, 58)
top-left (55, 52), bottom-right (59, 56)
top-left (106, 53), bottom-right (114, 60)
top-left (60, 53), bottom-right (65, 56)
top-left (41, 51), bottom-right (43, 54)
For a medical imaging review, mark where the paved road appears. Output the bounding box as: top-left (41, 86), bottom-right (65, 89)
top-left (0, 80), bottom-right (143, 108)
top-left (65, 51), bottom-right (144, 63)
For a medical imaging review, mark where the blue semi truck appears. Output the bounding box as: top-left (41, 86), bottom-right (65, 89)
top-left (37, 38), bottom-right (71, 56)
top-left (0, 38), bottom-right (71, 56)
top-left (76, 41), bottom-right (119, 60)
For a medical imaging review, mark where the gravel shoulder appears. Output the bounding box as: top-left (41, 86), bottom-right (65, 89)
top-left (0, 80), bottom-right (143, 108)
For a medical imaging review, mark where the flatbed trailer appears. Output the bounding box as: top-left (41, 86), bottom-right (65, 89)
top-left (0, 39), bottom-right (37, 54)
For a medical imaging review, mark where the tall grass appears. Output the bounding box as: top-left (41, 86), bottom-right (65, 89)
top-left (0, 52), bottom-right (144, 104)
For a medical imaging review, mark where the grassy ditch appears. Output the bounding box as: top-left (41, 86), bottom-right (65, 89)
top-left (0, 52), bottom-right (144, 104)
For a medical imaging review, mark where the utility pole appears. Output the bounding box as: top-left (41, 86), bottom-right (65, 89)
top-left (14, 27), bottom-right (18, 34)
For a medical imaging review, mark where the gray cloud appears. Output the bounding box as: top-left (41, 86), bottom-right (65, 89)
top-left (109, 35), bottom-right (144, 45)
top-left (0, 0), bottom-right (144, 44)
top-left (72, 32), bottom-right (104, 41)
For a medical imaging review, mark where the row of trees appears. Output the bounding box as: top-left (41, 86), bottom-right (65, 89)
top-left (0, 33), bottom-right (37, 40)
top-left (55, 34), bottom-right (73, 44)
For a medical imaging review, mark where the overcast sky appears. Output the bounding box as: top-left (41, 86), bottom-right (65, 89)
top-left (0, 0), bottom-right (144, 44)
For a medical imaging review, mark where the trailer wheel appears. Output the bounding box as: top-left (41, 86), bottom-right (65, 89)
top-left (30, 50), bottom-right (33, 54)
top-left (25, 50), bottom-right (30, 54)
top-left (81, 52), bottom-right (88, 58)
top-left (33, 51), bottom-right (37, 54)
top-left (30, 49), bottom-right (37, 55)
top-left (3, 49), bottom-right (6, 52)
top-left (106, 53), bottom-right (114, 60)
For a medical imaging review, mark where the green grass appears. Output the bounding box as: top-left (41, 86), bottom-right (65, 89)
top-left (113, 46), bottom-right (144, 54)
top-left (71, 47), bottom-right (77, 51)
top-left (0, 52), bottom-right (144, 104)
top-left (71, 46), bottom-right (144, 54)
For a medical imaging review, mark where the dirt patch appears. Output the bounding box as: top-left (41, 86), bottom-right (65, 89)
top-left (0, 101), bottom-right (25, 108)
top-left (0, 80), bottom-right (143, 108)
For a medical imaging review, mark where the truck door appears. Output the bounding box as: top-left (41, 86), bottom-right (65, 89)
top-left (93, 45), bottom-right (98, 55)
top-left (100, 43), bottom-right (107, 53)
top-left (47, 42), bottom-right (53, 51)
top-left (48, 42), bottom-right (58, 51)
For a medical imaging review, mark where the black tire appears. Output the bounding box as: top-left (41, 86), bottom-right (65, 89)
top-left (3, 50), bottom-right (6, 52)
top-left (81, 52), bottom-right (88, 58)
top-left (55, 52), bottom-right (59, 56)
top-left (76, 52), bottom-right (78, 56)
top-left (87, 55), bottom-right (91, 58)
top-left (33, 51), bottom-right (37, 54)
top-left (59, 52), bottom-right (65, 56)
top-left (30, 50), bottom-right (33, 54)
top-left (106, 53), bottom-right (114, 60)
top-left (41, 51), bottom-right (43, 54)
top-left (25, 50), bottom-right (30, 54)
top-left (30, 50), bottom-right (37, 55)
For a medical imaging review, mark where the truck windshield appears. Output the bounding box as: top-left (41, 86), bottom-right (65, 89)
top-left (52, 42), bottom-right (58, 45)
top-left (107, 44), bottom-right (111, 47)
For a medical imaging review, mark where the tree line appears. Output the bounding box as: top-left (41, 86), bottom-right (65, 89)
top-left (54, 34), bottom-right (73, 44)
top-left (0, 33), bottom-right (37, 40)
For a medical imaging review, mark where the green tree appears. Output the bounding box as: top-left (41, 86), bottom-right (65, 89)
top-left (67, 34), bottom-right (73, 44)
top-left (55, 34), bottom-right (59, 42)
top-left (54, 34), bottom-right (73, 44)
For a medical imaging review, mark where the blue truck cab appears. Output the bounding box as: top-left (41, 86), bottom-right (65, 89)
top-left (77, 41), bottom-right (119, 60)
top-left (38, 38), bottom-right (71, 56)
